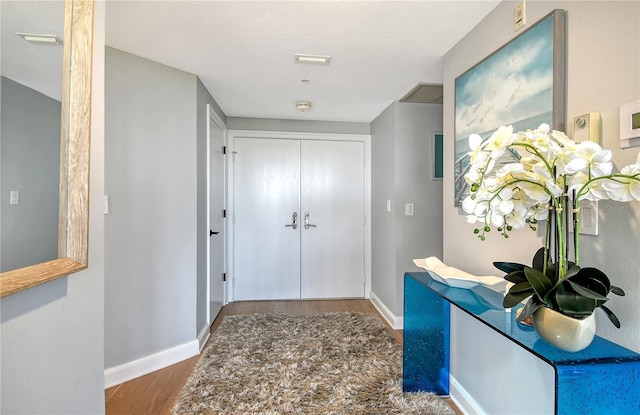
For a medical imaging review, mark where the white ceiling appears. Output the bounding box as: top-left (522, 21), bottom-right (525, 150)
top-left (2, 1), bottom-right (502, 123)
top-left (1, 1), bottom-right (65, 101)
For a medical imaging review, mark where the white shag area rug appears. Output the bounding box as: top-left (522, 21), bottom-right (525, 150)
top-left (172, 312), bottom-right (454, 415)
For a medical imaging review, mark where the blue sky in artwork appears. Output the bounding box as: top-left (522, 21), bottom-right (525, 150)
top-left (455, 15), bottom-right (554, 145)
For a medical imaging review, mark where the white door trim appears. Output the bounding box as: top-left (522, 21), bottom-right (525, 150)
top-left (206, 104), bottom-right (227, 329)
top-left (227, 129), bottom-right (372, 303)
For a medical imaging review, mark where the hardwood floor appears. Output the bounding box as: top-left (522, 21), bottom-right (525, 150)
top-left (105, 299), bottom-right (461, 414)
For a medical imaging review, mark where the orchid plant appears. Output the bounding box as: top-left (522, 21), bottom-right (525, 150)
top-left (462, 123), bottom-right (640, 326)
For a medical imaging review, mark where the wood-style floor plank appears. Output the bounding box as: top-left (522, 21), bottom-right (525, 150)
top-left (105, 299), bottom-right (461, 415)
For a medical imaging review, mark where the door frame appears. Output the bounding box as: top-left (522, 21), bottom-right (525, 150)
top-left (227, 129), bottom-right (372, 303)
top-left (206, 104), bottom-right (227, 328)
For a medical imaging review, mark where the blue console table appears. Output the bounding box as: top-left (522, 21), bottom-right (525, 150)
top-left (403, 272), bottom-right (640, 415)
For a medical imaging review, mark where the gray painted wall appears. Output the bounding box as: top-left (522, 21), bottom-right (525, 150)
top-left (227, 117), bottom-right (370, 135)
top-left (1, 77), bottom-right (60, 272)
top-left (105, 47), bottom-right (198, 368)
top-left (371, 103), bottom-right (397, 312)
top-left (442, 2), bottom-right (640, 413)
top-left (0, 3), bottom-right (106, 412)
top-left (371, 101), bottom-right (443, 318)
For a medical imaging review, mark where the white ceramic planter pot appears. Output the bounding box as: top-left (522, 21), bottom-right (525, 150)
top-left (532, 307), bottom-right (596, 352)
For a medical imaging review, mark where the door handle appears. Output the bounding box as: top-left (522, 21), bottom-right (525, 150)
top-left (304, 212), bottom-right (317, 229)
top-left (210, 230), bottom-right (219, 236)
top-left (285, 212), bottom-right (298, 229)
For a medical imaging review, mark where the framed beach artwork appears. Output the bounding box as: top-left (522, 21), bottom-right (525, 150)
top-left (454, 9), bottom-right (566, 206)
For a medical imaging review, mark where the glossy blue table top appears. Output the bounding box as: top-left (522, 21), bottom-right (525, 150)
top-left (406, 272), bottom-right (640, 366)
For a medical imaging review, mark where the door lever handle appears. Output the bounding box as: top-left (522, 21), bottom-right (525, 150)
top-left (304, 212), bottom-right (317, 229)
top-left (210, 230), bottom-right (219, 236)
top-left (285, 212), bottom-right (298, 229)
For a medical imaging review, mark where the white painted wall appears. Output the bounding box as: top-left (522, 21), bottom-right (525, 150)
top-left (443, 2), bottom-right (640, 413)
top-left (371, 101), bottom-right (443, 325)
top-left (0, 2), bottom-right (106, 412)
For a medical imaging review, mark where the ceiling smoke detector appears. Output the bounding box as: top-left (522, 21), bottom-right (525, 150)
top-left (16, 32), bottom-right (63, 46)
top-left (296, 101), bottom-right (312, 112)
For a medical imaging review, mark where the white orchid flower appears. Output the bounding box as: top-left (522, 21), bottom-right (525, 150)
top-left (463, 123), bottom-right (639, 247)
top-left (490, 213), bottom-right (505, 228)
top-left (484, 125), bottom-right (514, 159)
top-left (497, 163), bottom-right (524, 177)
top-left (466, 215), bottom-right (479, 224)
top-left (564, 141), bottom-right (613, 176)
top-left (505, 206), bottom-right (528, 229)
top-left (601, 163), bottom-right (640, 201)
top-left (531, 203), bottom-right (550, 221)
top-left (462, 195), bottom-right (477, 214)
top-left (518, 179), bottom-right (553, 202)
top-left (469, 133), bottom-right (483, 151)
top-left (568, 172), bottom-right (608, 201)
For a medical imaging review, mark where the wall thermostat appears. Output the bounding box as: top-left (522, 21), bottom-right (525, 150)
top-left (620, 100), bottom-right (640, 149)
top-left (573, 112), bottom-right (601, 144)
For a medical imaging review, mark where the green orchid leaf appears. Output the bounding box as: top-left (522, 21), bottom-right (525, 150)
top-left (599, 305), bottom-right (622, 329)
top-left (503, 290), bottom-right (534, 308)
top-left (566, 281), bottom-right (609, 301)
top-left (509, 281), bottom-right (534, 293)
top-left (515, 298), bottom-right (544, 322)
top-left (577, 267), bottom-right (611, 291)
top-left (560, 265), bottom-right (581, 281)
top-left (524, 267), bottom-right (555, 300)
top-left (531, 247), bottom-right (547, 271)
top-left (610, 286), bottom-right (626, 296)
top-left (505, 270), bottom-right (527, 284)
top-left (494, 261), bottom-right (526, 274)
top-left (555, 292), bottom-right (598, 315)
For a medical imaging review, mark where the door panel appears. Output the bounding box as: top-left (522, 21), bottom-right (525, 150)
top-left (300, 140), bottom-right (365, 298)
top-left (233, 138), bottom-right (301, 300)
top-left (208, 116), bottom-right (225, 322)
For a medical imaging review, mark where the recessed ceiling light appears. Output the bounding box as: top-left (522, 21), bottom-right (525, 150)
top-left (16, 32), bottom-right (63, 46)
top-left (296, 101), bottom-right (312, 112)
top-left (294, 54), bottom-right (331, 65)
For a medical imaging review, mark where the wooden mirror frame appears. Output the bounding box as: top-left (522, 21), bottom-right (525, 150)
top-left (0, 0), bottom-right (93, 297)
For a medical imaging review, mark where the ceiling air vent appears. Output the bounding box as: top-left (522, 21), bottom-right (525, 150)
top-left (400, 83), bottom-right (443, 104)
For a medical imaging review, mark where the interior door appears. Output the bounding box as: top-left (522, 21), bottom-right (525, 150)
top-left (300, 140), bottom-right (365, 298)
top-left (232, 137), bottom-right (366, 301)
top-left (233, 138), bottom-right (301, 300)
top-left (208, 113), bottom-right (225, 322)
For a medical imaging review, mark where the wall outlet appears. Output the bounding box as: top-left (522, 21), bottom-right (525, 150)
top-left (515, 1), bottom-right (526, 31)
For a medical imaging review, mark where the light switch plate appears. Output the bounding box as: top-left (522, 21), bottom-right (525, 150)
top-left (10, 191), bottom-right (19, 205)
top-left (571, 200), bottom-right (598, 236)
top-left (405, 203), bottom-right (414, 216)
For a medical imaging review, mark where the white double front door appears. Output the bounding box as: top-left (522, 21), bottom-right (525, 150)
top-left (232, 137), bottom-right (365, 300)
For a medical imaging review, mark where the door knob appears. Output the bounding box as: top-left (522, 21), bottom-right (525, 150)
top-left (285, 212), bottom-right (298, 230)
top-left (210, 230), bottom-right (219, 236)
top-left (304, 212), bottom-right (317, 229)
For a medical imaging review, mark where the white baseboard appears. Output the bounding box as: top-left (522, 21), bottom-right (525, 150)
top-left (104, 340), bottom-right (199, 389)
top-left (450, 375), bottom-right (485, 415)
top-left (369, 291), bottom-right (403, 329)
top-left (198, 324), bottom-right (211, 352)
